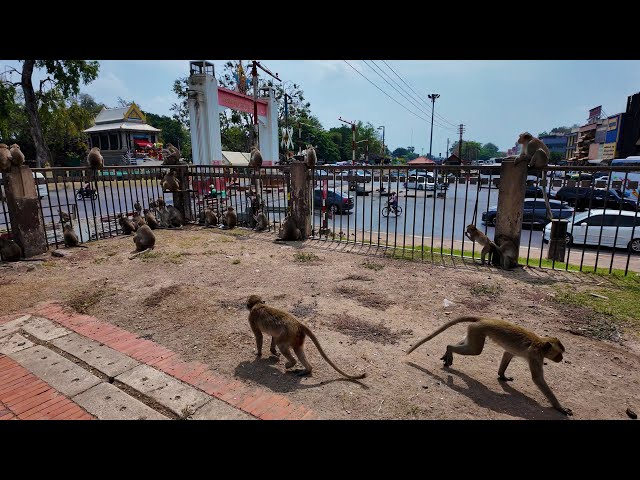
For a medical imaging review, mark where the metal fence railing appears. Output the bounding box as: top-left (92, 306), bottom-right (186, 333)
top-left (1, 163), bottom-right (639, 276)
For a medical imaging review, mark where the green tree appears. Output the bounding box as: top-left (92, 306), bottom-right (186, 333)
top-left (393, 147), bottom-right (408, 158)
top-left (145, 112), bottom-right (192, 161)
top-left (478, 142), bottom-right (499, 160)
top-left (1, 60), bottom-right (99, 167)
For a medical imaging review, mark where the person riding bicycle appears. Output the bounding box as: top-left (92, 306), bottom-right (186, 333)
top-left (388, 191), bottom-right (398, 211)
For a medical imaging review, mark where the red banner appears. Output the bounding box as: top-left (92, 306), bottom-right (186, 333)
top-left (218, 87), bottom-right (267, 116)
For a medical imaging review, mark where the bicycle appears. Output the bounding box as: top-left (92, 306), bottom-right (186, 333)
top-left (381, 201), bottom-right (402, 217)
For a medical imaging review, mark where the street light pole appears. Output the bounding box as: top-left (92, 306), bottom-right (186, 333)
top-left (427, 93), bottom-right (440, 159)
top-left (378, 126), bottom-right (385, 164)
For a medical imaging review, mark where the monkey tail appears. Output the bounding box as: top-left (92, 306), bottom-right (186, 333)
top-left (406, 316), bottom-right (481, 355)
top-left (301, 325), bottom-right (366, 380)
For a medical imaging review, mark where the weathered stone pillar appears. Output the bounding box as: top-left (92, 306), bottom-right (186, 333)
top-left (5, 165), bottom-right (47, 257)
top-left (547, 219), bottom-right (568, 262)
top-left (493, 159), bottom-right (527, 266)
top-left (290, 161), bottom-right (311, 239)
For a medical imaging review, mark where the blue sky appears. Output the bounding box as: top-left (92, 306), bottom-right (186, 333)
top-left (3, 60), bottom-right (640, 157)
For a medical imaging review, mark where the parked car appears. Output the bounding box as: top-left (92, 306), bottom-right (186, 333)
top-left (482, 198), bottom-right (574, 228)
top-left (543, 209), bottom-right (640, 253)
top-left (313, 188), bottom-right (354, 214)
top-left (525, 185), bottom-right (544, 197)
top-left (0, 172), bottom-right (48, 199)
top-left (405, 174), bottom-right (435, 190)
top-left (552, 187), bottom-right (639, 211)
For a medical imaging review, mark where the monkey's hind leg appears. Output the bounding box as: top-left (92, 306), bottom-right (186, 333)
top-left (441, 326), bottom-right (486, 367)
top-left (270, 337), bottom-right (279, 357)
top-left (277, 343), bottom-right (298, 370)
top-left (293, 345), bottom-right (313, 377)
top-left (251, 324), bottom-right (264, 357)
top-left (498, 351), bottom-right (514, 381)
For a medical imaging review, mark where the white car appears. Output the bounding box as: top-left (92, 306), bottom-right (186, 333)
top-left (544, 209), bottom-right (640, 252)
top-left (405, 174), bottom-right (436, 190)
top-left (0, 172), bottom-right (48, 199)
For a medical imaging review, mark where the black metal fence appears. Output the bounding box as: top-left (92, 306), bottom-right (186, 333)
top-left (1, 163), bottom-right (639, 276)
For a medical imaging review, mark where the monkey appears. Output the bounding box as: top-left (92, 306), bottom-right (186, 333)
top-left (58, 209), bottom-right (71, 224)
top-left (148, 199), bottom-right (158, 211)
top-left (158, 205), bottom-right (184, 228)
top-left (249, 189), bottom-right (264, 214)
top-left (143, 208), bottom-right (159, 230)
top-left (0, 238), bottom-right (45, 262)
top-left (133, 224), bottom-right (156, 252)
top-left (305, 145), bottom-right (317, 170)
top-left (133, 211), bottom-right (146, 229)
top-left (275, 215), bottom-right (301, 241)
top-left (118, 214), bottom-right (137, 235)
top-left (406, 315), bottom-right (573, 416)
top-left (0, 144), bottom-right (11, 172)
top-left (246, 295), bottom-right (366, 380)
top-left (513, 132), bottom-right (553, 221)
top-left (162, 170), bottom-right (180, 192)
top-left (464, 224), bottom-right (497, 266)
top-left (162, 143), bottom-right (181, 165)
top-left (156, 198), bottom-right (166, 209)
top-left (248, 146), bottom-right (263, 169)
top-left (134, 200), bottom-right (142, 214)
top-left (221, 205), bottom-right (237, 229)
top-left (203, 208), bottom-right (218, 228)
top-left (9, 144), bottom-right (24, 167)
top-left (492, 234), bottom-right (519, 270)
top-left (87, 147), bottom-right (104, 170)
top-left (253, 211), bottom-right (268, 231)
top-left (63, 223), bottom-right (88, 248)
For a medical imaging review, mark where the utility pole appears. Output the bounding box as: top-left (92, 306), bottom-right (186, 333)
top-left (446, 138), bottom-right (450, 158)
top-left (428, 93), bottom-right (440, 160)
top-left (378, 125), bottom-right (385, 164)
top-left (339, 117), bottom-right (357, 164)
top-left (458, 124), bottom-right (465, 163)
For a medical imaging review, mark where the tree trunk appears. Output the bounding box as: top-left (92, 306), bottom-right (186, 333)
top-left (21, 60), bottom-right (51, 168)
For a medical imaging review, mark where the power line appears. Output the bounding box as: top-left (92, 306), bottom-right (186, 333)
top-left (366, 61), bottom-right (457, 132)
top-left (381, 60), bottom-right (459, 128)
top-left (343, 60), bottom-right (430, 123)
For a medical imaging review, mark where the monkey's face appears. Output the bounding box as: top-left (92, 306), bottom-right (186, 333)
top-left (246, 295), bottom-right (265, 310)
top-left (544, 338), bottom-right (565, 362)
top-left (466, 224), bottom-right (478, 236)
top-left (517, 133), bottom-right (532, 145)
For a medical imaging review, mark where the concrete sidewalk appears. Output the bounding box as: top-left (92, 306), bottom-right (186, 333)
top-left (0, 304), bottom-right (314, 420)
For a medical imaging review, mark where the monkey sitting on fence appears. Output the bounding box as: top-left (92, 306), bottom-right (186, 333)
top-left (406, 315), bottom-right (573, 416)
top-left (9, 144), bottom-right (25, 167)
top-left (275, 215), bottom-right (301, 241)
top-left (305, 145), bottom-right (317, 170)
top-left (0, 144), bottom-right (11, 172)
top-left (87, 147), bottom-right (104, 170)
top-left (246, 295), bottom-right (366, 380)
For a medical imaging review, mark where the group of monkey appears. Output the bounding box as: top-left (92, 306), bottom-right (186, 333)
top-left (0, 143), bottom-right (25, 172)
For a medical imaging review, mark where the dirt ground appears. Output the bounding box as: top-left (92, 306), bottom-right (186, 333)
top-left (1, 226), bottom-right (639, 420)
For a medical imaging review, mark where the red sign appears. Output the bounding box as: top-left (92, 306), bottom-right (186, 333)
top-left (218, 87), bottom-right (268, 116)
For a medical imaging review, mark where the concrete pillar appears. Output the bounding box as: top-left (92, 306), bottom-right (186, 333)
top-left (493, 159), bottom-right (527, 266)
top-left (4, 165), bottom-right (47, 257)
top-left (290, 161), bottom-right (311, 239)
top-left (547, 219), bottom-right (568, 262)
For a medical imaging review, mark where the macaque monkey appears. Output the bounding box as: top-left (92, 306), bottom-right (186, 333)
top-left (159, 205), bottom-right (184, 228)
top-left (246, 295), bottom-right (366, 380)
top-left (253, 211), bottom-right (268, 231)
top-left (133, 211), bottom-right (146, 229)
top-left (0, 238), bottom-right (23, 261)
top-left (465, 224), bottom-right (496, 265)
top-left (203, 208), bottom-right (218, 228)
top-left (305, 145), bottom-right (317, 170)
top-left (118, 214), bottom-right (137, 235)
top-left (406, 316), bottom-right (572, 416)
top-left (148, 199), bottom-right (158, 211)
top-left (156, 198), bottom-right (166, 209)
top-left (63, 223), bottom-right (88, 248)
top-left (133, 224), bottom-right (156, 252)
top-left (0, 144), bottom-right (11, 171)
top-left (58, 209), bottom-right (71, 224)
top-left (162, 170), bottom-right (180, 192)
top-left (249, 146), bottom-right (263, 169)
top-left (513, 132), bottom-right (553, 220)
top-left (143, 209), bottom-right (159, 229)
top-left (9, 144), bottom-right (24, 167)
top-left (222, 206), bottom-right (237, 229)
top-left (162, 143), bottom-right (181, 165)
top-left (87, 147), bottom-right (104, 169)
top-left (134, 200), bottom-right (142, 213)
top-left (492, 234), bottom-right (519, 270)
top-left (276, 216), bottom-right (301, 241)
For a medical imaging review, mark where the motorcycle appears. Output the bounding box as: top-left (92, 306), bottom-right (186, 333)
top-left (76, 186), bottom-right (98, 200)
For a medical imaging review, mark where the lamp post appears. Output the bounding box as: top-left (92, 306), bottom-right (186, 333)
top-left (427, 93), bottom-right (440, 160)
top-left (378, 126), bottom-right (385, 165)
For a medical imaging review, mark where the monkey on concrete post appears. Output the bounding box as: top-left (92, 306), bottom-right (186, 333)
top-left (249, 146), bottom-right (263, 169)
top-left (63, 223), bottom-right (88, 248)
top-left (0, 143), bottom-right (12, 172)
top-left (246, 295), bottom-right (366, 380)
top-left (406, 315), bottom-right (572, 416)
top-left (9, 144), bottom-right (25, 167)
top-left (513, 132), bottom-right (553, 221)
top-left (305, 145), bottom-right (317, 170)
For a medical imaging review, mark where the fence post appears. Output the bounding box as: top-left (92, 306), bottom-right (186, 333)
top-left (174, 165), bottom-right (193, 222)
top-left (290, 161), bottom-right (311, 239)
top-left (493, 159), bottom-right (527, 266)
top-left (4, 165), bottom-right (47, 257)
top-left (547, 219), bottom-right (568, 262)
